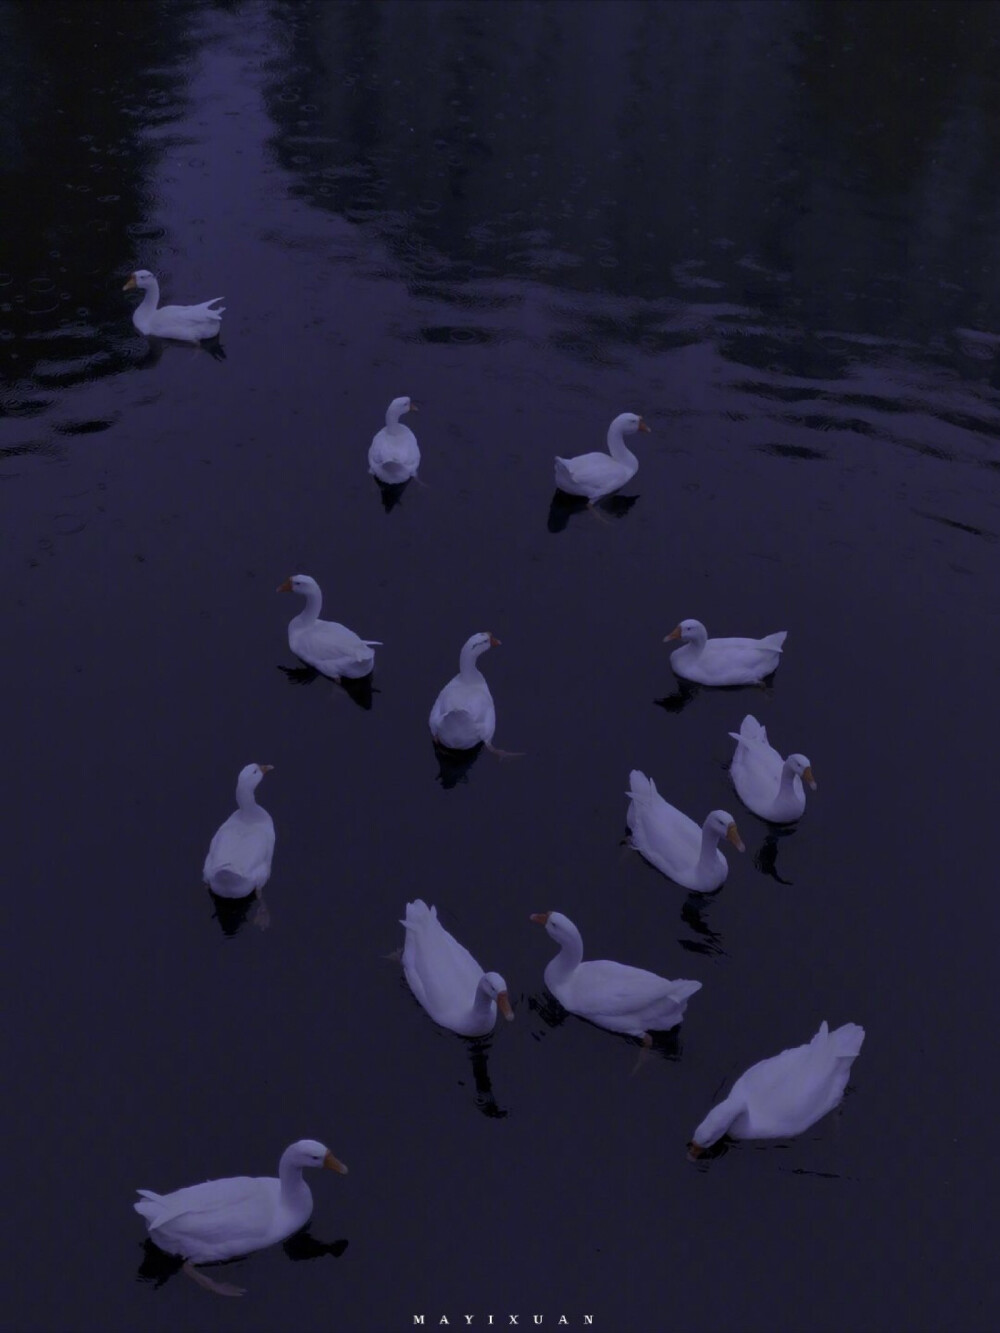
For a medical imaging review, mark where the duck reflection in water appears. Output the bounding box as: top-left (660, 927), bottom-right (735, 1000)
top-left (753, 828), bottom-right (796, 885)
top-left (373, 477), bottom-right (409, 512)
top-left (209, 889), bottom-right (262, 937)
top-left (276, 662), bottom-right (375, 711)
top-left (547, 490), bottom-right (639, 533)
top-left (679, 892), bottom-right (726, 957)
top-left (653, 677), bottom-right (701, 715)
top-left (434, 738), bottom-right (484, 788)
top-left (132, 332), bottom-right (226, 366)
top-left (465, 1035), bottom-right (509, 1119)
top-left (136, 1230), bottom-right (348, 1291)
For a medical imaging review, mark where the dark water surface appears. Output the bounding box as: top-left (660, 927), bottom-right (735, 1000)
top-left (5, 2), bottom-right (1000, 1330)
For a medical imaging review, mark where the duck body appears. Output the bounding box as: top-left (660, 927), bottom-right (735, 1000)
top-left (429, 632), bottom-right (498, 750)
top-left (626, 770), bottom-right (744, 892)
top-left (123, 270), bottom-right (224, 341)
top-left (203, 764), bottom-right (275, 898)
top-left (729, 715), bottom-right (816, 823)
top-left (690, 1021), bottom-right (865, 1149)
top-left (368, 396), bottom-right (420, 484)
top-left (401, 899), bottom-right (513, 1037)
top-left (278, 574), bottom-right (377, 680)
top-left (135, 1139), bottom-right (347, 1265)
top-left (666, 619), bottom-right (786, 686)
top-left (554, 412), bottom-right (649, 501)
top-left (531, 911), bottom-right (700, 1040)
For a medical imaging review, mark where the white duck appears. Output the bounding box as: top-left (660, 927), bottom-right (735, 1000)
top-left (368, 396), bottom-right (420, 484)
top-left (554, 411), bottom-right (650, 501)
top-left (401, 899), bottom-right (514, 1037)
top-left (665, 619), bottom-right (787, 686)
top-left (428, 632), bottom-right (498, 750)
top-left (122, 269), bottom-right (224, 341)
top-left (729, 715), bottom-right (816, 823)
top-left (203, 764), bottom-right (275, 915)
top-left (277, 574), bottom-right (379, 679)
top-left (530, 911), bottom-right (701, 1043)
top-left (135, 1138), bottom-right (348, 1296)
top-left (689, 1021), bottom-right (865, 1154)
top-left (626, 770), bottom-right (744, 892)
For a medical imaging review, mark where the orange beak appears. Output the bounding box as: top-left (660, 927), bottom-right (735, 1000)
top-left (408, 400), bottom-right (419, 412)
top-left (803, 767), bottom-right (817, 791)
top-left (488, 634), bottom-right (501, 647)
top-left (322, 1150), bottom-right (348, 1175)
top-left (638, 418), bottom-right (651, 433)
top-left (276, 578), bottom-right (293, 593)
top-left (529, 912), bottom-right (551, 925)
top-left (687, 1141), bottom-right (705, 1160)
top-left (726, 823), bottom-right (745, 852)
top-left (664, 625), bottom-right (682, 642)
top-left (257, 764), bottom-right (274, 774)
top-left (122, 274), bottom-right (137, 291)
top-left (497, 991), bottom-right (514, 1021)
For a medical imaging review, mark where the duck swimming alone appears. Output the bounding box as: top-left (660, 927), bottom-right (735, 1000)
top-left (428, 632), bottom-right (499, 750)
top-left (368, 396), bottom-right (420, 484)
top-left (203, 763), bottom-right (275, 919)
top-left (665, 619), bottom-right (787, 686)
top-left (626, 770), bottom-right (744, 892)
top-left (122, 269), bottom-right (224, 341)
top-left (689, 1021), bottom-right (865, 1155)
top-left (554, 412), bottom-right (650, 502)
top-left (401, 899), bottom-right (514, 1037)
top-left (729, 715), bottom-right (816, 823)
top-left (530, 910), bottom-right (701, 1043)
top-left (135, 1139), bottom-right (348, 1296)
top-left (277, 574), bottom-right (379, 680)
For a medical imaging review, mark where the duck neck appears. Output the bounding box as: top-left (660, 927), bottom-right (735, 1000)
top-left (547, 923), bottom-right (584, 987)
top-left (386, 402), bottom-right (406, 430)
top-left (293, 584), bottom-right (323, 629)
top-left (606, 421), bottom-right (638, 470)
top-left (693, 1094), bottom-right (741, 1148)
top-left (458, 644), bottom-right (486, 682)
top-left (235, 777), bottom-right (260, 815)
top-left (278, 1151), bottom-right (313, 1215)
top-left (139, 281), bottom-right (160, 316)
top-left (778, 762), bottom-right (799, 798)
top-left (471, 978), bottom-right (497, 1026)
top-left (697, 818), bottom-right (723, 872)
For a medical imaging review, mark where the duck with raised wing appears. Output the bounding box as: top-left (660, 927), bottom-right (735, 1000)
top-left (277, 574), bottom-right (379, 680)
top-left (135, 1139), bottom-right (348, 1296)
top-left (626, 770), bottom-right (744, 892)
top-left (689, 1021), bottom-right (864, 1155)
top-left (729, 715), bottom-right (816, 823)
top-left (401, 899), bottom-right (514, 1037)
top-left (530, 910), bottom-right (701, 1043)
top-left (122, 269), bottom-right (224, 341)
top-left (203, 764), bottom-right (275, 924)
top-left (554, 411), bottom-right (650, 502)
top-left (665, 618), bottom-right (786, 686)
top-left (428, 632), bottom-right (499, 751)
top-left (368, 396), bottom-right (420, 484)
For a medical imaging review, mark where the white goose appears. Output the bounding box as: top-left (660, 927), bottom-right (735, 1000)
top-left (530, 911), bottom-right (701, 1042)
top-left (554, 412), bottom-right (650, 501)
top-left (135, 1139), bottom-right (348, 1296)
top-left (626, 770), bottom-right (744, 892)
top-left (665, 619), bottom-right (787, 686)
top-left (122, 270), bottom-right (224, 341)
top-left (401, 900), bottom-right (513, 1036)
top-left (203, 764), bottom-right (275, 910)
top-left (277, 574), bottom-right (379, 679)
top-left (368, 396), bottom-right (420, 484)
top-left (689, 1021), bottom-right (865, 1154)
top-left (729, 715), bottom-right (816, 823)
top-left (428, 632), bottom-right (498, 750)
